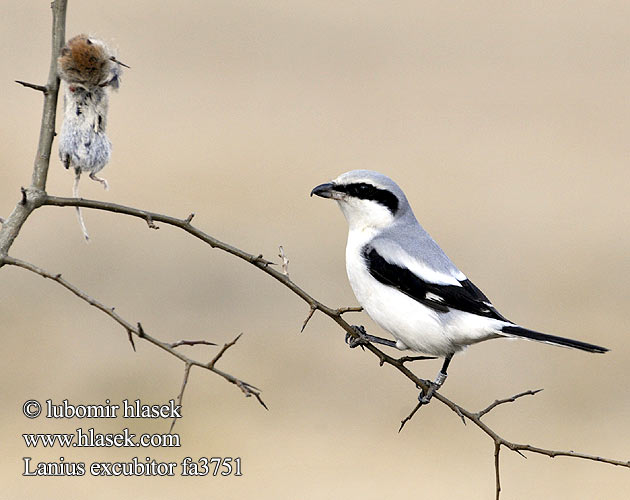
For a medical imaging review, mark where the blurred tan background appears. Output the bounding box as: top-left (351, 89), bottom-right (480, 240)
top-left (1, 1), bottom-right (629, 498)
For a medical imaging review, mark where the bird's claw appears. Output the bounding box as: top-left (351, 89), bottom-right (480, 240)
top-left (418, 385), bottom-right (436, 404)
top-left (417, 371), bottom-right (448, 404)
top-left (345, 325), bottom-right (368, 349)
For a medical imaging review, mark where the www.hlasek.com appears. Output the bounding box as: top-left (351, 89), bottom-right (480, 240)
top-left (21, 399), bottom-right (242, 477)
top-left (24, 427), bottom-right (180, 448)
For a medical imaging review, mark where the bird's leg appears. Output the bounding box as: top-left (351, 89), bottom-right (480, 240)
top-left (418, 353), bottom-right (453, 404)
top-left (345, 325), bottom-right (398, 349)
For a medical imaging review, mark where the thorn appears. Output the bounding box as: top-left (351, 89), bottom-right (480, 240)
top-left (110, 56), bottom-right (131, 69)
top-left (252, 254), bottom-right (274, 267)
top-left (255, 393), bottom-right (269, 411)
top-left (185, 213), bottom-right (195, 224)
top-left (137, 322), bottom-right (146, 339)
top-left (20, 187), bottom-right (27, 205)
top-left (169, 339), bottom-right (218, 348)
top-left (127, 329), bottom-right (136, 352)
top-left (300, 306), bottom-right (316, 333)
top-left (454, 406), bottom-right (467, 425)
top-left (15, 80), bottom-right (48, 93)
top-left (399, 401), bottom-right (423, 432)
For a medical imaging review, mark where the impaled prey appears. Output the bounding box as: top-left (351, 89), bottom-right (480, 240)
top-left (57, 34), bottom-right (127, 240)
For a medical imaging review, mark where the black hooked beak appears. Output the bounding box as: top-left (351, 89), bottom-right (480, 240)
top-left (310, 182), bottom-right (336, 198)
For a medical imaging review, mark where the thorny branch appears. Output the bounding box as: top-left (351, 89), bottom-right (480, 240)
top-left (1, 2), bottom-right (628, 499)
top-left (1, 255), bottom-right (267, 414)
top-left (476, 389), bottom-right (544, 419)
top-left (39, 197), bottom-right (630, 474)
top-left (0, 0), bottom-right (264, 429)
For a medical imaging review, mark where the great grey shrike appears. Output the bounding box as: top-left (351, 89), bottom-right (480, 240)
top-left (311, 170), bottom-right (608, 402)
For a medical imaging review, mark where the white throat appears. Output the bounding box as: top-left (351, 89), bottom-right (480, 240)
top-left (336, 198), bottom-right (395, 233)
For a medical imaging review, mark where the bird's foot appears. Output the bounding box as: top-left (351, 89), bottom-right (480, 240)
top-left (417, 371), bottom-right (448, 404)
top-left (345, 325), bottom-right (399, 350)
top-left (345, 325), bottom-right (369, 349)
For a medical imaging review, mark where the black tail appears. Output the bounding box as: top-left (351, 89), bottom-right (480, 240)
top-left (501, 325), bottom-right (608, 353)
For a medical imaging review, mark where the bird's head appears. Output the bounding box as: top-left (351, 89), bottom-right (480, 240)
top-left (311, 170), bottom-right (410, 231)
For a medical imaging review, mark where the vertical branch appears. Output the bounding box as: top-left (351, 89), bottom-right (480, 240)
top-left (0, 0), bottom-right (66, 260)
top-left (31, 0), bottom-right (67, 191)
top-left (494, 442), bottom-right (502, 500)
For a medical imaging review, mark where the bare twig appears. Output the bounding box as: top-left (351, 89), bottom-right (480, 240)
top-left (1, 255), bottom-right (265, 410)
top-left (335, 306), bottom-right (363, 315)
top-left (207, 333), bottom-right (243, 369)
top-left (504, 443), bottom-right (629, 466)
top-left (399, 401), bottom-right (423, 433)
top-left (476, 389), bottom-right (544, 419)
top-left (169, 362), bottom-right (192, 433)
top-left (204, 334), bottom-right (267, 409)
top-left (302, 305), bottom-right (361, 333)
top-left (494, 441), bottom-right (502, 500)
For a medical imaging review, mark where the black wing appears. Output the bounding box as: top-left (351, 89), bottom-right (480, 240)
top-left (363, 246), bottom-right (509, 321)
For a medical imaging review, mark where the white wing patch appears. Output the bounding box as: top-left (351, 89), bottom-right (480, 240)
top-left (425, 292), bottom-right (445, 302)
top-left (373, 240), bottom-right (464, 286)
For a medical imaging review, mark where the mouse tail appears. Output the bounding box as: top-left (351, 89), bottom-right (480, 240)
top-left (73, 168), bottom-right (90, 242)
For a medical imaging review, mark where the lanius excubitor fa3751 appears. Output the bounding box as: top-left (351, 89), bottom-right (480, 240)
top-left (311, 170), bottom-right (607, 403)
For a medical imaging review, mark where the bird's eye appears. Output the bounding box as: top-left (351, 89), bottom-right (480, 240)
top-left (348, 183), bottom-right (373, 197)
